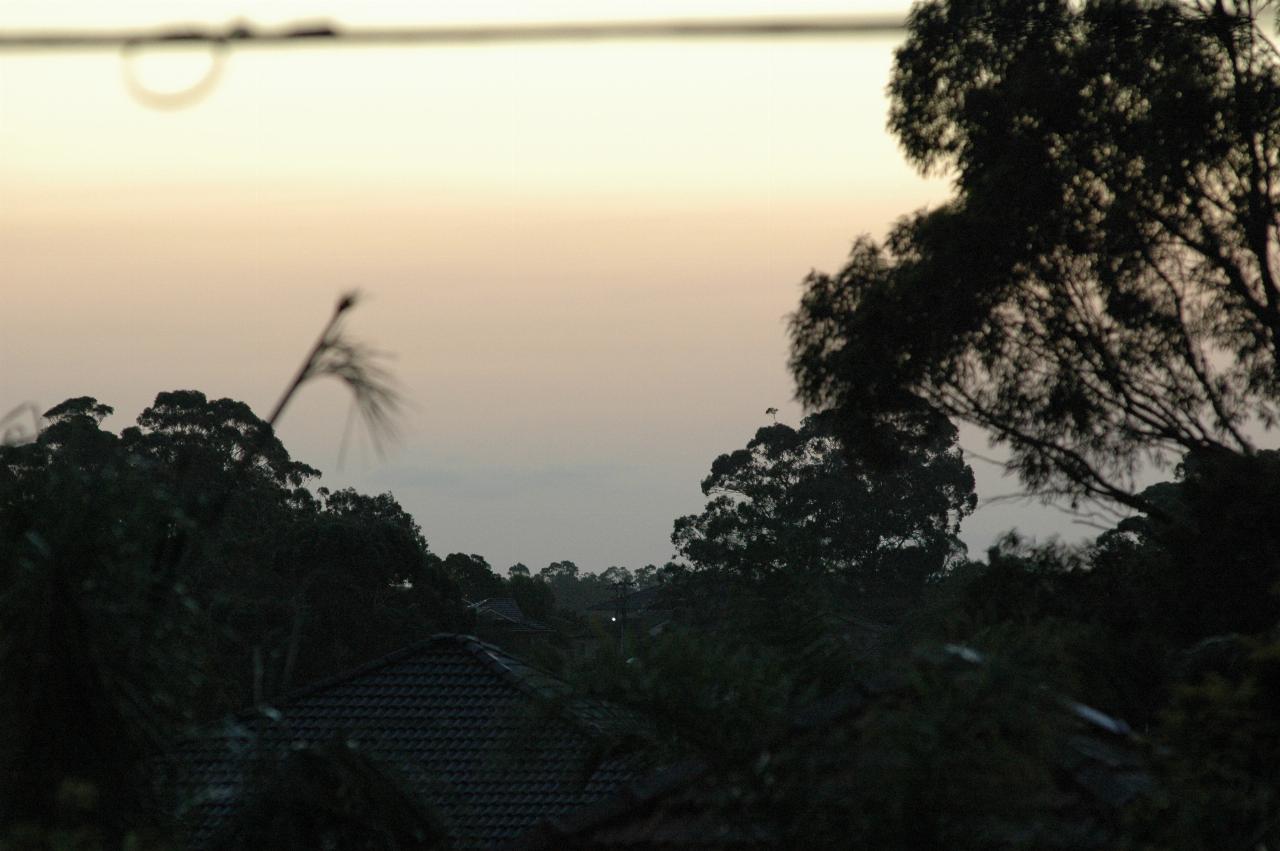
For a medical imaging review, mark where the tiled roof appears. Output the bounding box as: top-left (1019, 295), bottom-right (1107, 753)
top-left (473, 598), bottom-right (554, 633)
top-left (474, 598), bottom-right (526, 622)
top-left (166, 634), bottom-right (639, 850)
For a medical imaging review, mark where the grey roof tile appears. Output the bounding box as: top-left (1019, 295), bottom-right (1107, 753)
top-left (166, 634), bottom-right (638, 850)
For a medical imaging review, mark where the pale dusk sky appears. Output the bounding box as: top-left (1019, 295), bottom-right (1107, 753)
top-left (0, 1), bottom-right (1082, 572)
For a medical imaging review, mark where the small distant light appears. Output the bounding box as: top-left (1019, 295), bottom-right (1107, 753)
top-left (610, 616), bottom-right (617, 622)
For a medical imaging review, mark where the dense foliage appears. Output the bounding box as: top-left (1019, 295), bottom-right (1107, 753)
top-left (0, 394), bottom-right (467, 840)
top-left (673, 410), bottom-right (974, 598)
top-left (790, 0), bottom-right (1280, 511)
top-left (0, 393), bottom-right (618, 846)
top-left (580, 1), bottom-right (1280, 846)
top-left (9, 0), bottom-right (1280, 847)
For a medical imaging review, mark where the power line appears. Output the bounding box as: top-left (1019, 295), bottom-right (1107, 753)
top-left (0, 15), bottom-right (906, 52)
top-left (1, 15), bottom-right (909, 109)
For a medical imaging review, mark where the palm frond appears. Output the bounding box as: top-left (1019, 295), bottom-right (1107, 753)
top-left (268, 291), bottom-right (403, 456)
top-left (306, 333), bottom-right (402, 456)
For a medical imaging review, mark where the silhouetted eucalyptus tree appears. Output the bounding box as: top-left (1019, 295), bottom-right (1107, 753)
top-left (790, 0), bottom-right (1280, 511)
top-left (0, 393), bottom-right (474, 841)
top-left (0, 398), bottom-right (207, 840)
top-left (0, 296), bottom-right (444, 844)
top-left (673, 411), bottom-right (975, 600)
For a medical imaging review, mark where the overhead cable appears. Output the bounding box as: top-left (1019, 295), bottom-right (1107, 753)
top-left (3, 15), bottom-right (908, 109)
top-left (0, 16), bottom-right (906, 51)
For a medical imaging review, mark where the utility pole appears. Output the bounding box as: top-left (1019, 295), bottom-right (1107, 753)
top-left (612, 577), bottom-right (633, 654)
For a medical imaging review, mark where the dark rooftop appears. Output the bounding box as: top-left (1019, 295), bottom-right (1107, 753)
top-left (167, 634), bottom-right (639, 850)
top-left (472, 598), bottom-right (554, 633)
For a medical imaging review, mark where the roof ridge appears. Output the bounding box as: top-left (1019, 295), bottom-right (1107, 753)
top-left (255, 633), bottom-right (506, 711)
top-left (452, 637), bottom-right (632, 739)
top-left (474, 603), bottom-right (554, 632)
top-left (453, 635), bottom-right (566, 700)
top-left (217, 633), bottom-right (621, 746)
top-left (474, 602), bottom-right (532, 626)
top-left (166, 633), bottom-right (646, 851)
top-left (164, 635), bottom-right (487, 749)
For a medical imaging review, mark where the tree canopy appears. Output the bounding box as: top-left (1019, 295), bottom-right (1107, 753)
top-left (672, 411), bottom-right (975, 599)
top-left (0, 393), bottom-right (470, 840)
top-left (790, 0), bottom-right (1280, 510)
top-left (15, 6), bottom-right (1280, 843)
